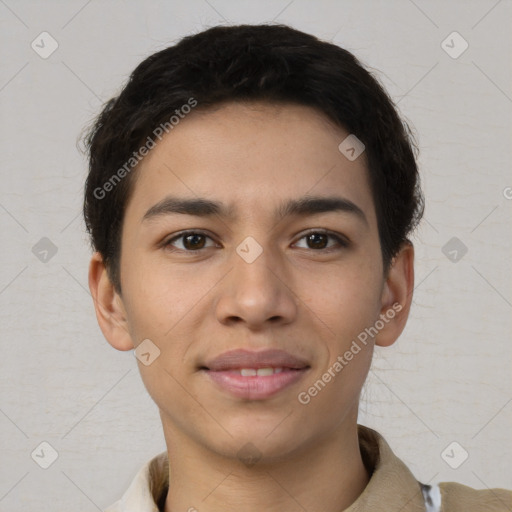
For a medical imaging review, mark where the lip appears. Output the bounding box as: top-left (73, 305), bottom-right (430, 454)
top-left (202, 348), bottom-right (310, 371)
top-left (200, 349), bottom-right (310, 400)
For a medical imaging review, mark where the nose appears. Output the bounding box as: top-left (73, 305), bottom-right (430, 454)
top-left (214, 242), bottom-right (298, 330)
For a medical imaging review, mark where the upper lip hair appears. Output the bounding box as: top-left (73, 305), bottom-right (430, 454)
top-left (203, 349), bottom-right (310, 371)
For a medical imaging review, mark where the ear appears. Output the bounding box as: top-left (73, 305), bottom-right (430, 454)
top-left (88, 251), bottom-right (134, 351)
top-left (374, 241), bottom-right (415, 348)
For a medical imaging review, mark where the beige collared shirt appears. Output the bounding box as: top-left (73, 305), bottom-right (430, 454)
top-left (104, 425), bottom-right (511, 512)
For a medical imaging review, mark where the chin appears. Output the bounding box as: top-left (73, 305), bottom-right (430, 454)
top-left (204, 419), bottom-right (311, 462)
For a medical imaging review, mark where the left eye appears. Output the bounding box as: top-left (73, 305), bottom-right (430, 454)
top-left (294, 231), bottom-right (348, 250)
top-left (164, 231), bottom-right (216, 251)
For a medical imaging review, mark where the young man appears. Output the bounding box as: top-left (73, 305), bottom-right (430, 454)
top-left (83, 24), bottom-right (511, 512)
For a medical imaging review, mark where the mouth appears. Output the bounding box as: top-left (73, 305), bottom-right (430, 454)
top-left (199, 349), bottom-right (311, 400)
top-left (200, 366), bottom-right (301, 376)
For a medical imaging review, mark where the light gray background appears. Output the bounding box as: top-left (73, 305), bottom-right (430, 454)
top-left (1, 1), bottom-right (511, 510)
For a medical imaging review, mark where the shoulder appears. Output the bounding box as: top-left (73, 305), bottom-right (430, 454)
top-left (356, 426), bottom-right (511, 512)
top-left (103, 451), bottom-right (168, 512)
top-left (438, 481), bottom-right (512, 511)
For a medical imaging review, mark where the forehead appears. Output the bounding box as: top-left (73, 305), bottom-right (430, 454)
top-left (124, 101), bottom-right (376, 227)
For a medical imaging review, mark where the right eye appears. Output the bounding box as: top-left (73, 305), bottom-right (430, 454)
top-left (163, 230), bottom-right (218, 252)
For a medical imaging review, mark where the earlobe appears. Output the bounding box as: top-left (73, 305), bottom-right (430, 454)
top-left (88, 252), bottom-right (134, 351)
top-left (375, 241), bottom-right (415, 348)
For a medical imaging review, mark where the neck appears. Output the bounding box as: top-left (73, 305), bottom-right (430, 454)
top-left (162, 413), bottom-right (369, 512)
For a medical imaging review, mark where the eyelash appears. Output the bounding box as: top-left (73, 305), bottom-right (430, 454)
top-left (162, 229), bottom-right (349, 253)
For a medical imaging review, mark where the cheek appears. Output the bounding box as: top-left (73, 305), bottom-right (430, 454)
top-left (120, 252), bottom-right (195, 339)
top-left (297, 257), bottom-right (383, 341)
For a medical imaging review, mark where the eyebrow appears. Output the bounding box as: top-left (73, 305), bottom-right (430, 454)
top-left (142, 194), bottom-right (368, 226)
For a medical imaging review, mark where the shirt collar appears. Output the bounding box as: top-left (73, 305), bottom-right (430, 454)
top-left (105, 425), bottom-right (427, 512)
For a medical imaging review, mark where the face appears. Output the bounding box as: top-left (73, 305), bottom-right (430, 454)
top-left (91, 101), bottom-right (412, 462)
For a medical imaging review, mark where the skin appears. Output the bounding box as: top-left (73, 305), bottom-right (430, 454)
top-left (89, 101), bottom-right (414, 512)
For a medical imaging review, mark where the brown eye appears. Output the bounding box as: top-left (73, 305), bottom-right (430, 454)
top-left (164, 231), bottom-right (216, 251)
top-left (182, 233), bottom-right (206, 250)
top-left (306, 233), bottom-right (329, 249)
top-left (294, 230), bottom-right (348, 251)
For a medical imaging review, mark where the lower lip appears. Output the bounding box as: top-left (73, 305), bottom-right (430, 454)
top-left (202, 368), bottom-right (309, 400)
